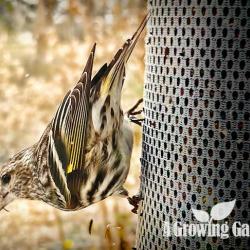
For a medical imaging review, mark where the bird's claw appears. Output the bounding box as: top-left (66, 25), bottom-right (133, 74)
top-left (127, 98), bottom-right (144, 126)
top-left (129, 117), bottom-right (144, 126)
top-left (128, 194), bottom-right (143, 214)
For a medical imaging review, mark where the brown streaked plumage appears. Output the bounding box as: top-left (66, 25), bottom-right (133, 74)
top-left (0, 14), bottom-right (148, 212)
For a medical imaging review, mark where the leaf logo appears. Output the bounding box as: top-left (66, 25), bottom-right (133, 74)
top-left (192, 209), bottom-right (210, 223)
top-left (192, 200), bottom-right (236, 224)
top-left (210, 200), bottom-right (236, 221)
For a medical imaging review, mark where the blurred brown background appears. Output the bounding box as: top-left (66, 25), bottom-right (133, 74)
top-left (0, 0), bottom-right (146, 249)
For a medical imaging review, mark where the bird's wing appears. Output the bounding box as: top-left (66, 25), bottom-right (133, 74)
top-left (47, 44), bottom-right (95, 203)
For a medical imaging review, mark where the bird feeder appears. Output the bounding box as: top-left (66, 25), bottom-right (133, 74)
top-left (136, 0), bottom-right (250, 249)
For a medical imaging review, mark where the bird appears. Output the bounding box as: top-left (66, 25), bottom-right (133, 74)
top-left (0, 15), bottom-right (148, 212)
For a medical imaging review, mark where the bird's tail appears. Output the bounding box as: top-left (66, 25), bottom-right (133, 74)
top-left (92, 14), bottom-right (149, 98)
top-left (90, 14), bottom-right (149, 136)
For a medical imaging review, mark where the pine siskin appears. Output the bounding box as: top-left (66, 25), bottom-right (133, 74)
top-left (0, 15), bottom-right (148, 212)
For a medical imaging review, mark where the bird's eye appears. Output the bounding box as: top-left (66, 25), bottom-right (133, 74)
top-left (2, 174), bottom-right (11, 185)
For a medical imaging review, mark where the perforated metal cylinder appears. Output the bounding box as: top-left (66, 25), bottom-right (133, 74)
top-left (136, 0), bottom-right (250, 249)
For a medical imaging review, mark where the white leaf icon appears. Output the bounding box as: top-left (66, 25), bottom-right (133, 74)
top-left (210, 199), bottom-right (236, 221)
top-left (192, 208), bottom-right (210, 223)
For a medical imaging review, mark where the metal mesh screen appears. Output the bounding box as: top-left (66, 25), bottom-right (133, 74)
top-left (136, 0), bottom-right (250, 249)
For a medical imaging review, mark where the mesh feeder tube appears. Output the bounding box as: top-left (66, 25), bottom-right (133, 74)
top-left (136, 0), bottom-right (250, 249)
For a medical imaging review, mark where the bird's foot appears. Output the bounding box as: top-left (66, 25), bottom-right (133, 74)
top-left (127, 98), bottom-right (143, 115)
top-left (128, 194), bottom-right (143, 214)
top-left (129, 117), bottom-right (144, 126)
top-left (127, 98), bottom-right (144, 127)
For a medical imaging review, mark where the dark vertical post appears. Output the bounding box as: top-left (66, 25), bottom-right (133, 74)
top-left (136, 0), bottom-right (249, 249)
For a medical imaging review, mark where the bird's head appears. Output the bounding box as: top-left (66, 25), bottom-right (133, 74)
top-left (0, 162), bottom-right (18, 211)
top-left (0, 148), bottom-right (40, 211)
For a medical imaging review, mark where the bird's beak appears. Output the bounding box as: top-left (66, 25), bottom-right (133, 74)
top-left (0, 192), bottom-right (14, 212)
